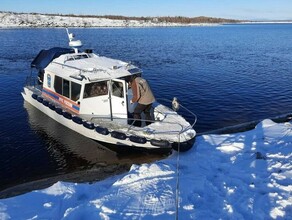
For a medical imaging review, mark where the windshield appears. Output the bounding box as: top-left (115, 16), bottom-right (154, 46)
top-left (83, 81), bottom-right (108, 98)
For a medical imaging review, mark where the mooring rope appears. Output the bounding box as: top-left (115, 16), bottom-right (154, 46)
top-left (175, 135), bottom-right (181, 220)
top-left (154, 97), bottom-right (197, 220)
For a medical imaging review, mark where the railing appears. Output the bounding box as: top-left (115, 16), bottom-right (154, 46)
top-left (51, 61), bottom-right (112, 81)
top-left (156, 98), bottom-right (198, 128)
top-left (127, 118), bottom-right (185, 134)
top-left (88, 98), bottom-right (197, 139)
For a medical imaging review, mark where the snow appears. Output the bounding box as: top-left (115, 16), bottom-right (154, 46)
top-left (0, 119), bottom-right (291, 219)
top-left (0, 12), bottom-right (217, 28)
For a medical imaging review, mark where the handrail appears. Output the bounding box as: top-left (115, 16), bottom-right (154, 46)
top-left (52, 61), bottom-right (116, 82)
top-left (89, 115), bottom-right (185, 132)
top-left (52, 61), bottom-right (97, 72)
top-left (155, 98), bottom-right (198, 129)
top-left (87, 97), bottom-right (197, 139)
top-left (127, 118), bottom-right (185, 135)
top-left (88, 113), bottom-right (192, 141)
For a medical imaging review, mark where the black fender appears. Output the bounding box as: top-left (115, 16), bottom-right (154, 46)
top-left (72, 116), bottom-right (83, 124)
top-left (129, 135), bottom-right (147, 144)
top-left (37, 96), bottom-right (43, 103)
top-left (172, 137), bottom-right (195, 152)
top-left (42, 100), bottom-right (49, 107)
top-left (95, 126), bottom-right (109, 135)
top-left (63, 111), bottom-right (72, 120)
top-left (111, 131), bottom-right (127, 140)
top-left (48, 103), bottom-right (55, 110)
top-left (83, 121), bottom-right (95, 130)
top-left (150, 139), bottom-right (170, 148)
top-left (32, 94), bottom-right (38, 100)
top-left (55, 107), bottom-right (63, 115)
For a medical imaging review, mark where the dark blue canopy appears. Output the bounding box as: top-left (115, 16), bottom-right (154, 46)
top-left (31, 47), bottom-right (74, 70)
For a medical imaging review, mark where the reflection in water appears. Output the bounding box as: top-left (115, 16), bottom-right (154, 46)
top-left (26, 101), bottom-right (118, 167)
top-left (1, 102), bottom-right (166, 197)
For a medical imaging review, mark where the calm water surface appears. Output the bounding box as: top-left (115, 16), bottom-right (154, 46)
top-left (0, 24), bottom-right (292, 191)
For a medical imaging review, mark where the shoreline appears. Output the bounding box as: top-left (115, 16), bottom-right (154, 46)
top-left (0, 24), bottom-right (219, 29)
top-left (0, 23), bottom-right (220, 29)
top-left (1, 12), bottom-right (291, 29)
top-left (0, 11), bottom-right (228, 28)
top-left (1, 22), bottom-right (291, 29)
top-left (1, 112), bottom-right (291, 199)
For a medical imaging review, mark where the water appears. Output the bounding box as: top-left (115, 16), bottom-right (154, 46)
top-left (1, 24), bottom-right (292, 192)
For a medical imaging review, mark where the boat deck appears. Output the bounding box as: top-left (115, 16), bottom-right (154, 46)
top-left (82, 104), bottom-right (195, 143)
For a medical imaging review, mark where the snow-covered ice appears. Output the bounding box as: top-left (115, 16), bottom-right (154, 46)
top-left (0, 119), bottom-right (291, 219)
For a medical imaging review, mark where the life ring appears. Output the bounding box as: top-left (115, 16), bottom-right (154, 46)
top-left (95, 126), bottom-right (109, 135)
top-left (129, 135), bottom-right (147, 144)
top-left (72, 116), bottom-right (83, 124)
top-left (83, 121), bottom-right (95, 129)
top-left (63, 111), bottom-right (72, 120)
top-left (111, 131), bottom-right (127, 140)
top-left (150, 139), bottom-right (170, 148)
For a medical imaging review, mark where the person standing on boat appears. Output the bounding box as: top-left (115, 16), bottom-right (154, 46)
top-left (130, 75), bottom-right (155, 127)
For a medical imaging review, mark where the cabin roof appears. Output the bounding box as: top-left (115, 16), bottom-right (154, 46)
top-left (45, 52), bottom-right (141, 83)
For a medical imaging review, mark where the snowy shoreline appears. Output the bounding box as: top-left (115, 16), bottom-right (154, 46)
top-left (0, 116), bottom-right (291, 219)
top-left (1, 112), bottom-right (291, 199)
top-left (0, 12), bottom-right (219, 28)
top-left (1, 12), bottom-right (291, 29)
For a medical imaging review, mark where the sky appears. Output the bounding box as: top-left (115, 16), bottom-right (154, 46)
top-left (1, 0), bottom-right (292, 20)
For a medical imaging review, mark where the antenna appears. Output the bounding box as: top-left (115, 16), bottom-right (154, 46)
top-left (66, 28), bottom-right (72, 41)
top-left (66, 28), bottom-right (82, 53)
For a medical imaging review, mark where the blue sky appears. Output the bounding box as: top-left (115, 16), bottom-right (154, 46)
top-left (1, 0), bottom-right (291, 20)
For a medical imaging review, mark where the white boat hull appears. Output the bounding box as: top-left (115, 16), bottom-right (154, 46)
top-left (22, 87), bottom-right (176, 153)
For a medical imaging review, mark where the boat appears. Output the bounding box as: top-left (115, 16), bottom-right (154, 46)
top-left (21, 29), bottom-right (197, 153)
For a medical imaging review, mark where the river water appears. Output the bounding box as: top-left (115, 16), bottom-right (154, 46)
top-left (0, 24), bottom-right (292, 192)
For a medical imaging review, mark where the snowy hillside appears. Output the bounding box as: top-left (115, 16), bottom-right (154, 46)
top-left (0, 12), bottom-right (215, 28)
top-left (0, 119), bottom-right (291, 219)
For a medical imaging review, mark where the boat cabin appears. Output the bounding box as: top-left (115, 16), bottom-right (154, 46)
top-left (31, 47), bottom-right (141, 124)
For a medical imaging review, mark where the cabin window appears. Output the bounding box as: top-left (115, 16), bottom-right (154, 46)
top-left (54, 76), bottom-right (62, 94)
top-left (63, 79), bottom-right (70, 98)
top-left (71, 82), bottom-right (81, 101)
top-left (84, 81), bottom-right (108, 98)
top-left (54, 76), bottom-right (81, 101)
top-left (112, 81), bottom-right (124, 98)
